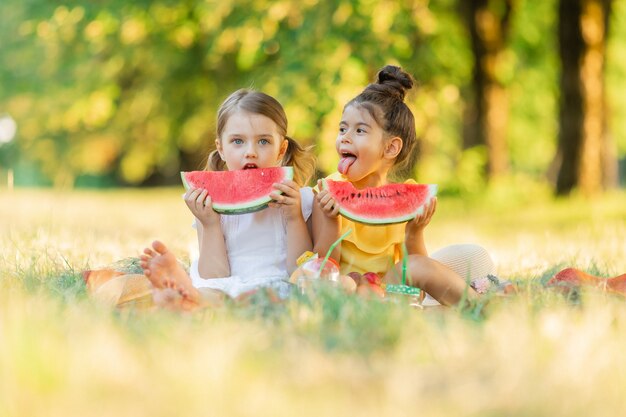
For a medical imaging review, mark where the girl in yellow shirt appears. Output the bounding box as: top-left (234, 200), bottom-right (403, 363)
top-left (312, 65), bottom-right (491, 306)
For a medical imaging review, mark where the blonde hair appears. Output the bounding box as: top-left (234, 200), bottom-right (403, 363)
top-left (206, 89), bottom-right (314, 186)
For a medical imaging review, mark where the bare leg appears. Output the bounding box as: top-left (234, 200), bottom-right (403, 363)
top-left (152, 288), bottom-right (189, 311)
top-left (384, 254), bottom-right (478, 306)
top-left (140, 240), bottom-right (202, 306)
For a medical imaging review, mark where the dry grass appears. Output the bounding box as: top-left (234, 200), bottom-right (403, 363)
top-left (1, 188), bottom-right (625, 417)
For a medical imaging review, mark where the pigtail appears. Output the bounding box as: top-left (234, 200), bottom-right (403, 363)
top-left (206, 149), bottom-right (226, 171)
top-left (282, 136), bottom-right (315, 186)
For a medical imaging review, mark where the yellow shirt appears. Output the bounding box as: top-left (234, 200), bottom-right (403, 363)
top-left (318, 172), bottom-right (415, 276)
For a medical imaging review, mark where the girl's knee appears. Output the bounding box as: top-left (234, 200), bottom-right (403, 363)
top-left (406, 255), bottom-right (434, 287)
top-left (405, 254), bottom-right (468, 288)
top-left (387, 254), bottom-right (435, 287)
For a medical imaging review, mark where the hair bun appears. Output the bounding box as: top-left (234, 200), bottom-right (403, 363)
top-left (376, 65), bottom-right (414, 100)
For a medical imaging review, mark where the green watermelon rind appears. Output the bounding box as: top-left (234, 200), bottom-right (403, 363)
top-left (181, 167), bottom-right (294, 215)
top-left (322, 179), bottom-right (438, 226)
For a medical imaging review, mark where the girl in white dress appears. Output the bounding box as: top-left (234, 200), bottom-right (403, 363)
top-left (140, 89), bottom-right (315, 305)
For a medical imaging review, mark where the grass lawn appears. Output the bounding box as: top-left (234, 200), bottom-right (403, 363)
top-left (1, 187), bottom-right (625, 417)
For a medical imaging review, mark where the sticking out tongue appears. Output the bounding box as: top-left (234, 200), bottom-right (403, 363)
top-left (338, 156), bottom-right (356, 174)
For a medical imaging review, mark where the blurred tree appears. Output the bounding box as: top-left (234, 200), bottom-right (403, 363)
top-left (505, 0), bottom-right (559, 180)
top-left (2, 0), bottom-right (624, 190)
top-left (459, 0), bottom-right (514, 179)
top-left (264, 0), bottom-right (467, 178)
top-left (1, 0), bottom-right (472, 187)
top-left (556, 0), bottom-right (618, 194)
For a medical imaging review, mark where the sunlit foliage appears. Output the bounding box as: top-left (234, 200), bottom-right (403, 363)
top-left (0, 0), bottom-right (625, 188)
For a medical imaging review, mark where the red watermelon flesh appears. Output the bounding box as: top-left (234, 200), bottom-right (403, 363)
top-left (322, 179), bottom-right (437, 225)
top-left (181, 167), bottom-right (293, 214)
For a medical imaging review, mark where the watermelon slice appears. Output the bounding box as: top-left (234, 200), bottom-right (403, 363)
top-left (322, 179), bottom-right (437, 225)
top-left (181, 167), bottom-right (293, 214)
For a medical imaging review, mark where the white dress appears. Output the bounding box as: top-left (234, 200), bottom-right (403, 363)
top-left (189, 187), bottom-right (314, 298)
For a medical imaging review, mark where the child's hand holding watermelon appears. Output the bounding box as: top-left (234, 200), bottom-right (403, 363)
top-left (314, 179), bottom-right (340, 218)
top-left (404, 196), bottom-right (437, 256)
top-left (406, 196), bottom-right (437, 230)
top-left (269, 179), bottom-right (304, 222)
top-left (184, 187), bottom-right (221, 227)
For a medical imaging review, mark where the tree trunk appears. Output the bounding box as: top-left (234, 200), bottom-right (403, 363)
top-left (461, 0), bottom-right (513, 179)
top-left (556, 0), bottom-right (616, 195)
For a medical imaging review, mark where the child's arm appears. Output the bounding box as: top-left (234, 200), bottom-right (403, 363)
top-left (405, 197), bottom-right (437, 256)
top-left (270, 180), bottom-right (312, 274)
top-left (311, 180), bottom-right (342, 261)
top-left (196, 223), bottom-right (230, 278)
top-left (185, 188), bottom-right (230, 278)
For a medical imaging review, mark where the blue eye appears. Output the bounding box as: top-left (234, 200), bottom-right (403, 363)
top-left (259, 138), bottom-right (270, 145)
top-left (233, 138), bottom-right (243, 144)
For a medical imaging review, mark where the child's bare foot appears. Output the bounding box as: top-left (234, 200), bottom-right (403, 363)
top-left (152, 288), bottom-right (204, 311)
top-left (140, 240), bottom-right (201, 305)
top-left (152, 288), bottom-right (185, 310)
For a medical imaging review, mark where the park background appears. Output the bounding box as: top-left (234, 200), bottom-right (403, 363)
top-left (1, 0), bottom-right (625, 195)
top-left (2, 1), bottom-right (626, 416)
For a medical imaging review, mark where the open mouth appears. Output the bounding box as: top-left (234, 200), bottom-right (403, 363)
top-left (243, 163), bottom-right (258, 170)
top-left (338, 151), bottom-right (357, 174)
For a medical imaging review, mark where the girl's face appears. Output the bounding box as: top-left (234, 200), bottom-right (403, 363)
top-left (335, 105), bottom-right (395, 188)
top-left (216, 111), bottom-right (288, 171)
